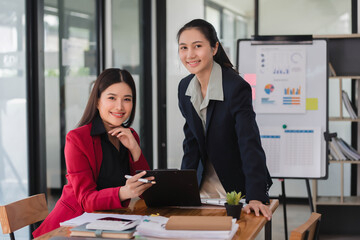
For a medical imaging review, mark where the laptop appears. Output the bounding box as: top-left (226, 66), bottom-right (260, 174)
top-left (136, 169), bottom-right (202, 207)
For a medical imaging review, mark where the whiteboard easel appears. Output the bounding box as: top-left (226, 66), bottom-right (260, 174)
top-left (237, 38), bottom-right (328, 179)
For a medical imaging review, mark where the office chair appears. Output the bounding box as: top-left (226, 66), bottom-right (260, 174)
top-left (289, 212), bottom-right (321, 240)
top-left (0, 193), bottom-right (48, 240)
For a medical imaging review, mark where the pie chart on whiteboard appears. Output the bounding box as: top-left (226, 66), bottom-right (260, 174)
top-left (264, 84), bottom-right (275, 94)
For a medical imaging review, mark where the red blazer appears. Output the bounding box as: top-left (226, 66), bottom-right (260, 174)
top-left (33, 123), bottom-right (150, 237)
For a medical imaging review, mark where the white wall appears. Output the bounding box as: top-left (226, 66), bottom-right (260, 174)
top-left (166, 0), bottom-right (204, 168)
top-left (259, 0), bottom-right (351, 35)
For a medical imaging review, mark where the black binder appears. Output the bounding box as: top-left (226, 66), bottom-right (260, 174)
top-left (136, 169), bottom-right (201, 207)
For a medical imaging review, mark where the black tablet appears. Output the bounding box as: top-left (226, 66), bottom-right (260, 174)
top-left (136, 169), bottom-right (201, 207)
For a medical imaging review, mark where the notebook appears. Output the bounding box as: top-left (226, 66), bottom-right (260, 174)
top-left (70, 222), bottom-right (136, 239)
top-left (137, 169), bottom-right (201, 207)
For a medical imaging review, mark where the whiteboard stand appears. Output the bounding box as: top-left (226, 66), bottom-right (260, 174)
top-left (305, 179), bottom-right (314, 212)
top-left (280, 179), bottom-right (288, 240)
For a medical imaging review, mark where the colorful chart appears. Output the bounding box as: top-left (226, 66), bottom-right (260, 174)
top-left (264, 84), bottom-right (275, 94)
top-left (283, 96), bottom-right (300, 105)
top-left (284, 86), bottom-right (301, 95)
top-left (261, 98), bottom-right (275, 104)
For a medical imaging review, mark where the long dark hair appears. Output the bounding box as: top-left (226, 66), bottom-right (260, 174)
top-left (77, 68), bottom-right (136, 128)
top-left (177, 19), bottom-right (235, 70)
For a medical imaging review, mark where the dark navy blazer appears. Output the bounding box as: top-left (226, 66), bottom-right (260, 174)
top-left (178, 66), bottom-right (272, 203)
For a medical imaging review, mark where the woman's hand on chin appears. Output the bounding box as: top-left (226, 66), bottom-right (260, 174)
top-left (108, 127), bottom-right (141, 161)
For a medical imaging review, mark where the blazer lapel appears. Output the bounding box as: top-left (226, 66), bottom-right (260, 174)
top-left (205, 100), bottom-right (215, 134)
top-left (92, 135), bottom-right (103, 179)
top-left (185, 97), bottom-right (206, 150)
top-left (190, 105), bottom-right (205, 142)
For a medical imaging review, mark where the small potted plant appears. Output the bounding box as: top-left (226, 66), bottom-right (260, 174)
top-left (225, 191), bottom-right (245, 220)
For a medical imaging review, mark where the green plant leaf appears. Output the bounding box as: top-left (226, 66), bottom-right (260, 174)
top-left (226, 191), bottom-right (245, 205)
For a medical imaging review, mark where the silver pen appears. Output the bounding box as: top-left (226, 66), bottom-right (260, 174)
top-left (124, 175), bottom-right (156, 184)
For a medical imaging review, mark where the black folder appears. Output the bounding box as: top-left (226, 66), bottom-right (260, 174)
top-left (136, 169), bottom-right (201, 207)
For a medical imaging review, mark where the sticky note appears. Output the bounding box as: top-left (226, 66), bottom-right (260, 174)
top-left (251, 87), bottom-right (256, 100)
top-left (306, 98), bottom-right (318, 110)
top-left (244, 74), bottom-right (256, 86)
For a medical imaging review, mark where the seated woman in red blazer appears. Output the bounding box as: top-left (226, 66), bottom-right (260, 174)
top-left (33, 68), bottom-right (153, 237)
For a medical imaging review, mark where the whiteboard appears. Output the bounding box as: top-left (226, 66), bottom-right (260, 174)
top-left (237, 39), bottom-right (328, 179)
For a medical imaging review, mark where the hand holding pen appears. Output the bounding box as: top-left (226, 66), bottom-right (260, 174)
top-left (125, 175), bottom-right (156, 184)
top-left (119, 171), bottom-right (155, 201)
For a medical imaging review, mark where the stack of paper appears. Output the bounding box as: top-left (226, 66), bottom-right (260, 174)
top-left (342, 90), bottom-right (358, 119)
top-left (61, 212), bottom-right (239, 239)
top-left (135, 216), bottom-right (238, 240)
top-left (60, 212), bottom-right (143, 227)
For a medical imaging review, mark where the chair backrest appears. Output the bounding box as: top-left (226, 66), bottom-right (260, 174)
top-left (290, 212), bottom-right (321, 240)
top-left (0, 194), bottom-right (48, 237)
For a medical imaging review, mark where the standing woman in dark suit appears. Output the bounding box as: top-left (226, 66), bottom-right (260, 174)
top-left (177, 19), bottom-right (273, 219)
top-left (33, 69), bottom-right (154, 237)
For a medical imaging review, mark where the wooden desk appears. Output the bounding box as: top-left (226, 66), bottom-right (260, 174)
top-left (35, 199), bottom-right (278, 240)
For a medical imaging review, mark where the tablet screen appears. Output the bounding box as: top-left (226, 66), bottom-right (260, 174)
top-left (136, 169), bottom-right (201, 207)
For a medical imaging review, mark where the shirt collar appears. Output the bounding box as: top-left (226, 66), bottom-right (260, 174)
top-left (185, 61), bottom-right (224, 102)
top-left (90, 114), bottom-right (107, 136)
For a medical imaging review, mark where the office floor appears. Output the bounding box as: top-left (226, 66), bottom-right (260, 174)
top-left (47, 195), bottom-right (359, 240)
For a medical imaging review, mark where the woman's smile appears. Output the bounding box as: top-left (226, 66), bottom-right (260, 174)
top-left (187, 60), bottom-right (201, 67)
top-left (111, 112), bottom-right (125, 118)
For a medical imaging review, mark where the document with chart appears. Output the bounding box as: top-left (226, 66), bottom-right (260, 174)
top-left (260, 126), bottom-right (322, 178)
top-left (255, 46), bottom-right (306, 114)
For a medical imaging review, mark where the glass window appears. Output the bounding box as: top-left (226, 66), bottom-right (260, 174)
top-left (44, 1), bottom-right (61, 199)
top-left (63, 0), bottom-right (98, 133)
top-left (108, 0), bottom-right (141, 133)
top-left (205, 0), bottom-right (254, 66)
top-left (44, 0), bottom-right (98, 208)
top-left (0, 0), bottom-right (29, 239)
top-left (205, 5), bottom-right (221, 34)
top-left (222, 10), bottom-right (235, 63)
top-left (235, 16), bottom-right (248, 41)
